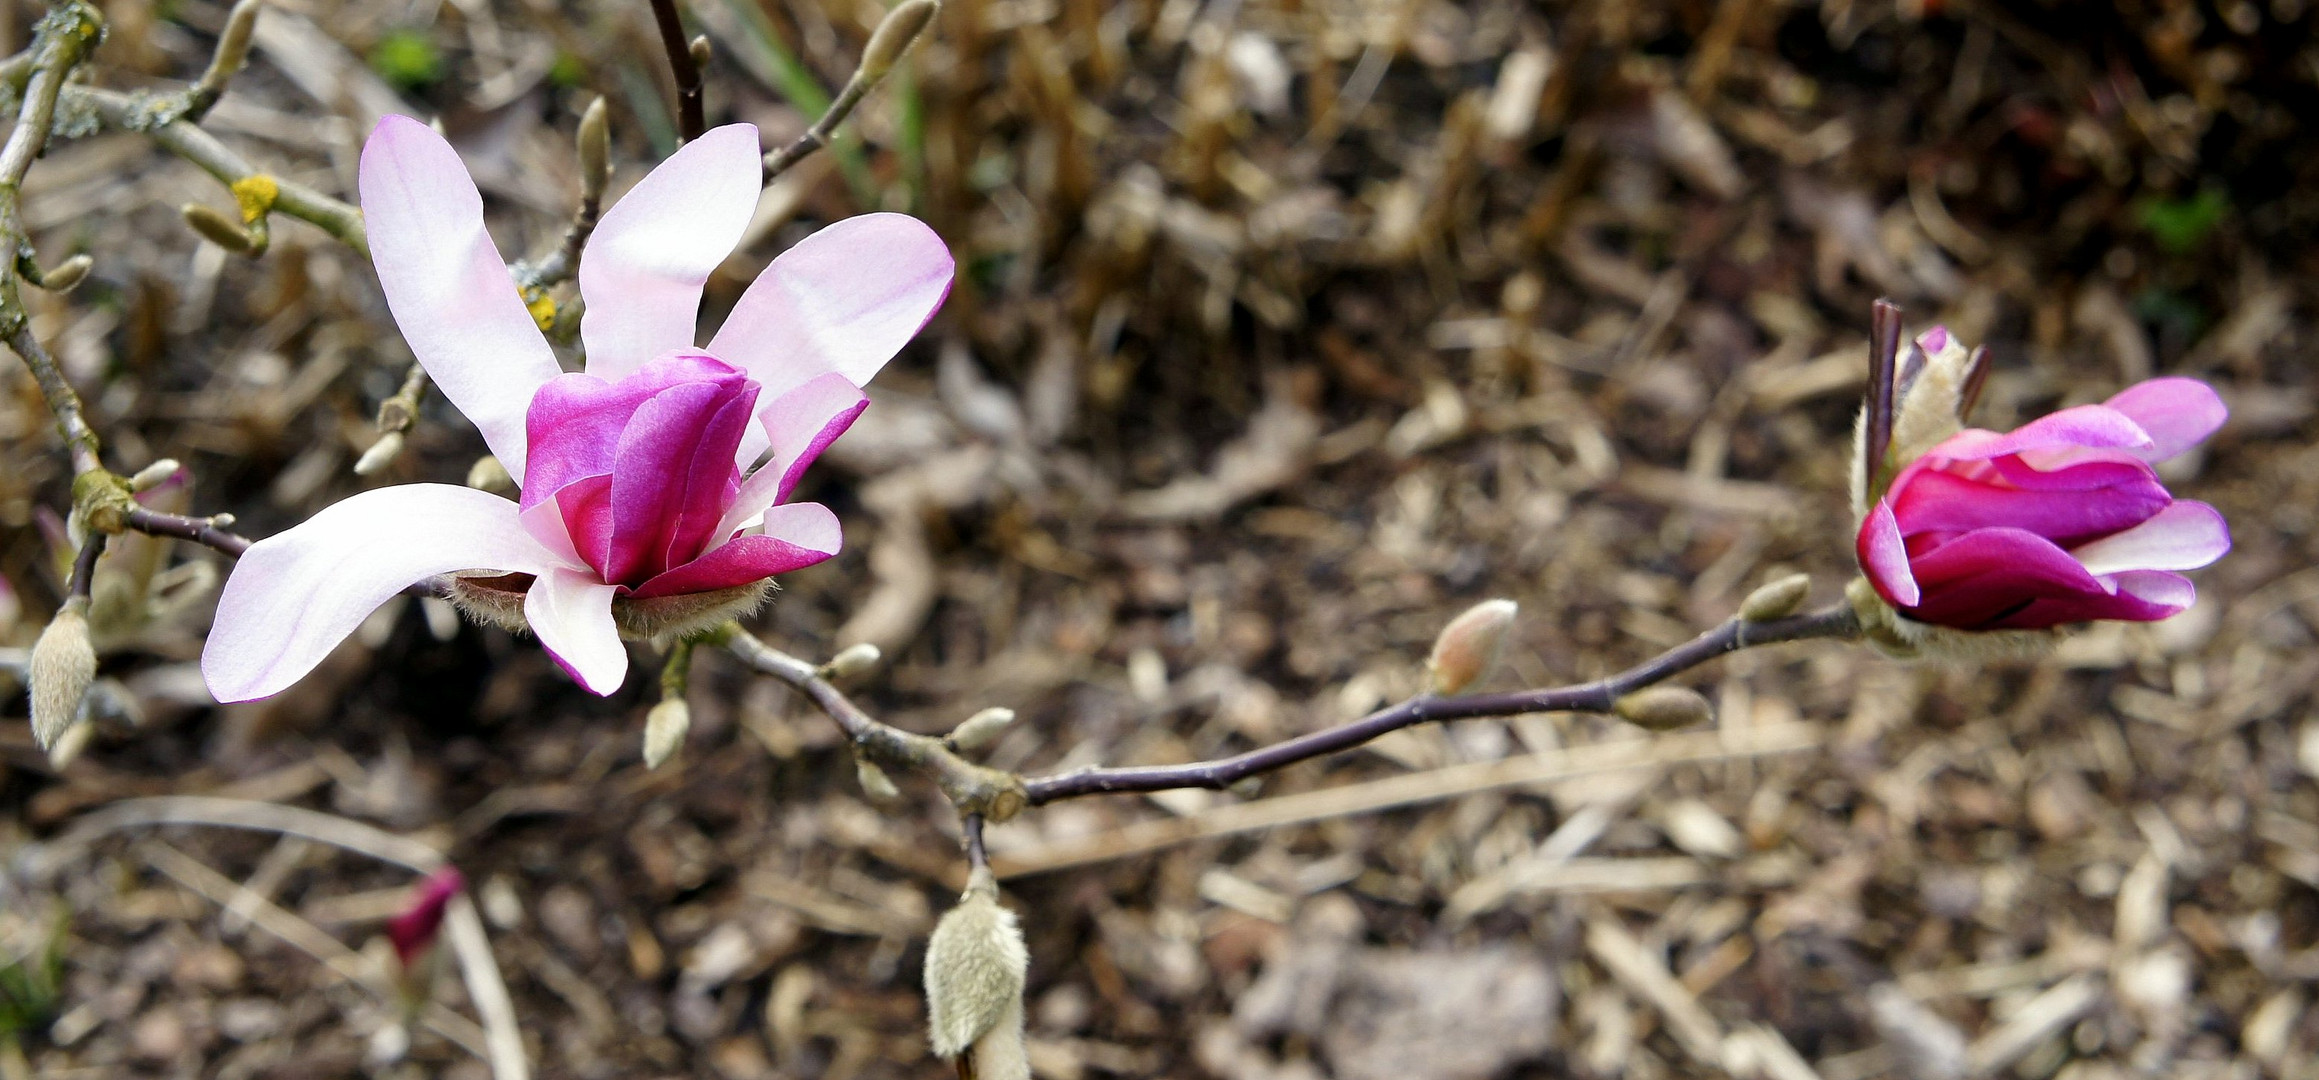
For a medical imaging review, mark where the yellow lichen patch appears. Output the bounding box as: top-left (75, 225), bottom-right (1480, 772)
top-left (230, 174), bottom-right (279, 224)
top-left (525, 292), bottom-right (556, 332)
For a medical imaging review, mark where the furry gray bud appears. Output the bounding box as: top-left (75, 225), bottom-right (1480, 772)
top-left (1613, 686), bottom-right (1713, 731)
top-left (30, 599), bottom-right (95, 752)
top-left (1427, 599), bottom-right (1517, 696)
top-left (642, 698), bottom-right (691, 769)
top-left (925, 869), bottom-right (1029, 1078)
top-left (1738, 574), bottom-right (1811, 623)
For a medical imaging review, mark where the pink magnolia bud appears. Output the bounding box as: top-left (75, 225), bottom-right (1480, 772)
top-left (386, 867), bottom-right (464, 970)
top-left (1426, 599), bottom-right (1518, 696)
top-left (1856, 371), bottom-right (2228, 636)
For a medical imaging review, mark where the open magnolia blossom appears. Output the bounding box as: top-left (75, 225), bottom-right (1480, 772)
top-left (201, 116), bottom-right (953, 701)
top-left (1853, 326), bottom-right (2229, 640)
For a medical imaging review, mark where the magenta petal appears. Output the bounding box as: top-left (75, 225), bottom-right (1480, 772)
top-left (601, 381), bottom-right (756, 584)
top-left (1889, 467), bottom-right (2170, 548)
top-left (523, 353), bottom-right (749, 509)
top-left (631, 503), bottom-right (842, 598)
top-left (717, 374), bottom-right (868, 540)
top-left (1986, 570), bottom-right (2196, 629)
top-left (359, 117), bottom-right (562, 478)
top-left (706, 214), bottom-right (955, 402)
top-left (1900, 527), bottom-right (2118, 628)
top-left (1920, 405), bottom-right (2154, 464)
top-left (579, 125), bottom-right (764, 380)
top-left (1857, 499), bottom-right (1919, 607)
top-left (2103, 377), bottom-right (2227, 463)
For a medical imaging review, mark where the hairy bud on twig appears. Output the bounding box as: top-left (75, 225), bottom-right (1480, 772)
top-left (464, 455), bottom-right (515, 495)
top-left (1613, 686), bottom-right (1713, 731)
top-left (128, 458), bottom-right (182, 492)
top-left (577, 97), bottom-right (610, 204)
top-left (949, 707), bottom-right (1016, 752)
top-left (36, 253), bottom-right (91, 292)
top-left (182, 203), bottom-right (258, 254)
top-left (199, 0), bottom-right (261, 97)
top-left (1427, 598), bottom-right (1517, 696)
top-left (354, 431), bottom-right (405, 476)
top-left (857, 759), bottom-right (901, 800)
top-left (860, 0), bottom-right (939, 85)
top-left (46, 716), bottom-right (94, 768)
top-left (925, 868), bottom-right (1030, 1079)
top-left (823, 642), bottom-right (882, 680)
top-left (30, 598), bottom-right (96, 753)
top-left (642, 698), bottom-right (691, 768)
top-left (688, 34), bottom-right (712, 70)
top-left (1739, 574), bottom-right (1811, 623)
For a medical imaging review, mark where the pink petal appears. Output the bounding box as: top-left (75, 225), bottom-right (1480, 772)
top-left (630, 503), bottom-right (842, 598)
top-left (524, 566), bottom-right (626, 694)
top-left (1901, 527), bottom-right (2174, 629)
top-left (202, 485), bottom-right (563, 702)
top-left (359, 116), bottom-right (562, 479)
top-left (717, 373), bottom-right (868, 539)
top-left (1987, 569), bottom-right (2196, 629)
top-left (1889, 467), bottom-right (2169, 548)
top-left (1919, 405), bottom-right (2153, 464)
top-left (2067, 500), bottom-right (2230, 577)
top-left (523, 353), bottom-right (749, 508)
top-left (602, 380), bottom-right (756, 584)
top-left (386, 867), bottom-right (464, 968)
top-left (1856, 499), bottom-right (1919, 607)
top-left (706, 214), bottom-right (954, 401)
top-left (578, 125), bottom-right (764, 380)
top-left (2103, 377), bottom-right (2227, 463)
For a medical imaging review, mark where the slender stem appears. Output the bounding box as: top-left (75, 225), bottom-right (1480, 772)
top-left (762, 75), bottom-right (875, 180)
top-left (963, 813), bottom-right (987, 873)
top-left (71, 85), bottom-right (367, 255)
top-left (66, 531), bottom-right (103, 600)
top-left (1021, 605), bottom-right (1859, 803)
top-left (723, 604), bottom-right (1859, 815)
top-left (0, 5), bottom-right (105, 479)
top-left (648, 0), bottom-right (705, 142)
top-left (121, 505), bottom-right (253, 557)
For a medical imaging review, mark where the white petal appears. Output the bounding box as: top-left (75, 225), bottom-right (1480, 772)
top-left (358, 116), bottom-right (562, 479)
top-left (578, 124), bottom-right (763, 379)
top-left (202, 485), bottom-right (562, 702)
top-left (706, 213), bottom-right (954, 399)
top-left (524, 567), bottom-right (627, 694)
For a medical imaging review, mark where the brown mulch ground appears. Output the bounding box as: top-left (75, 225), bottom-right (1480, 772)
top-left (5, 0), bottom-right (2319, 1077)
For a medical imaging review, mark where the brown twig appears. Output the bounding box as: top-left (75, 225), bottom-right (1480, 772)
top-left (65, 532), bottom-right (104, 600)
top-left (0, 4), bottom-right (106, 480)
top-left (761, 0), bottom-right (939, 181)
top-left (121, 505), bottom-right (254, 558)
top-left (1021, 605), bottom-right (1859, 803)
top-left (648, 0), bottom-right (705, 142)
top-left (721, 605), bottom-right (1860, 816)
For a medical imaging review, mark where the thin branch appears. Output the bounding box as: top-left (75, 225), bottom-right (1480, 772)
top-left (648, 0), bottom-right (705, 142)
top-left (1021, 605), bottom-right (1860, 803)
top-left (73, 85), bottom-right (367, 254)
top-left (65, 531), bottom-right (104, 600)
top-left (0, 4), bottom-right (107, 479)
top-left (720, 626), bottom-right (1027, 820)
top-left (121, 505), bottom-right (253, 557)
top-left (721, 604), bottom-right (1859, 819)
top-left (760, 0), bottom-right (938, 181)
top-left (1863, 297), bottom-right (1901, 495)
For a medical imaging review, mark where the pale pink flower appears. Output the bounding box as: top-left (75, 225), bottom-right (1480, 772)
top-left (202, 117), bottom-right (952, 700)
